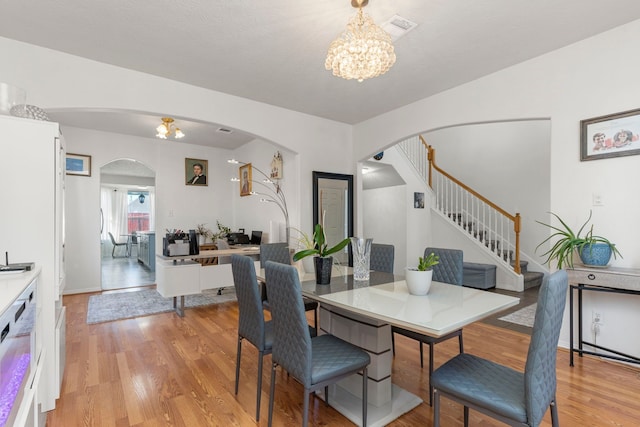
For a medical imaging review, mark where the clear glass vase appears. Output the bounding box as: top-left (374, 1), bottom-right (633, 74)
top-left (350, 237), bottom-right (373, 281)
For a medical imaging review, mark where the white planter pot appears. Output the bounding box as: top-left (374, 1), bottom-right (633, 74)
top-left (405, 268), bottom-right (433, 296)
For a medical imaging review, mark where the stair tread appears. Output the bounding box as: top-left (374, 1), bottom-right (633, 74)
top-left (523, 271), bottom-right (544, 289)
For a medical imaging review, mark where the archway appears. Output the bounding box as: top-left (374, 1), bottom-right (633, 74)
top-left (100, 159), bottom-right (156, 290)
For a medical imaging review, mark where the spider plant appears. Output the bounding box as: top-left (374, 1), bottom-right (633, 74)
top-left (536, 211), bottom-right (621, 269)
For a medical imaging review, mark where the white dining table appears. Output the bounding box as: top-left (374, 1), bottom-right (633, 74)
top-left (260, 265), bottom-right (519, 427)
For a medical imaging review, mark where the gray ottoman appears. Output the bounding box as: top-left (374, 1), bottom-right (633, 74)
top-left (463, 262), bottom-right (496, 289)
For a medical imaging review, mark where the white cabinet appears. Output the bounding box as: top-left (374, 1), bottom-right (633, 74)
top-left (137, 232), bottom-right (156, 271)
top-left (0, 115), bottom-right (65, 413)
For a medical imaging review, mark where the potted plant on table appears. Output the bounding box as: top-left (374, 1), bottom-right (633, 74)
top-left (291, 227), bottom-right (316, 273)
top-left (535, 211), bottom-right (622, 269)
top-left (405, 252), bottom-right (439, 295)
top-left (293, 223), bottom-right (350, 284)
top-left (195, 223), bottom-right (213, 245)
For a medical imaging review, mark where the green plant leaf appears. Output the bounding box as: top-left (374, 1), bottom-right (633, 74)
top-left (322, 238), bottom-right (350, 257)
top-left (535, 210), bottom-right (622, 269)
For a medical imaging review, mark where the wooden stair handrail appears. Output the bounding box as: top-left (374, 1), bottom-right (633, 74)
top-left (421, 135), bottom-right (521, 274)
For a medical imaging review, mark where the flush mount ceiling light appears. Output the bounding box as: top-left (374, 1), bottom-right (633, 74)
top-left (155, 117), bottom-right (185, 139)
top-left (325, 0), bottom-right (396, 82)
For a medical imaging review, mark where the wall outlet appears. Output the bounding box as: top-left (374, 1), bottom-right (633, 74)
top-left (592, 193), bottom-right (604, 206)
top-left (592, 311), bottom-right (603, 325)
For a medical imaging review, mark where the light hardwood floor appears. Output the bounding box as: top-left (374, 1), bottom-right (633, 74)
top-left (49, 290), bottom-right (640, 426)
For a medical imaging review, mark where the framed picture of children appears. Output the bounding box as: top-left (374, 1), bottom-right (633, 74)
top-left (581, 108), bottom-right (640, 161)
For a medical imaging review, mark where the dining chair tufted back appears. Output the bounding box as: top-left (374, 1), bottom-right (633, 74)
top-left (431, 270), bottom-right (568, 427)
top-left (370, 243), bottom-right (395, 273)
top-left (424, 247), bottom-right (463, 285)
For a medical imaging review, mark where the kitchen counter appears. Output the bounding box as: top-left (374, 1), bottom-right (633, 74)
top-left (0, 267), bottom-right (40, 314)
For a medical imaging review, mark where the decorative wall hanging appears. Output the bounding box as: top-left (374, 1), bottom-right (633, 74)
top-left (270, 151), bottom-right (283, 179)
top-left (581, 108), bottom-right (640, 161)
top-left (66, 153), bottom-right (91, 177)
top-left (185, 158), bottom-right (208, 185)
top-left (239, 163), bottom-right (253, 196)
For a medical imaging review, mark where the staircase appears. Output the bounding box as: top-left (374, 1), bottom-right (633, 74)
top-left (398, 135), bottom-right (544, 291)
top-left (515, 261), bottom-right (545, 290)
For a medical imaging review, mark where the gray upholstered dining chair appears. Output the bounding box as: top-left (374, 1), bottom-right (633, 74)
top-left (391, 246), bottom-right (464, 405)
top-left (108, 232), bottom-right (129, 258)
top-left (370, 243), bottom-right (395, 273)
top-left (264, 261), bottom-right (370, 427)
top-left (431, 269), bottom-right (568, 427)
top-left (231, 254), bottom-right (273, 421)
top-left (260, 243), bottom-right (319, 334)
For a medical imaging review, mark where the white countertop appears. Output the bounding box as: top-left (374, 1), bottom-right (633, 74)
top-left (258, 265), bottom-right (519, 338)
top-left (314, 278), bottom-right (519, 337)
top-left (0, 267), bottom-right (40, 314)
top-left (294, 266), bottom-right (519, 338)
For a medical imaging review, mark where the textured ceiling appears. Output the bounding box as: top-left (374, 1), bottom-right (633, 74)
top-left (3, 0), bottom-right (640, 147)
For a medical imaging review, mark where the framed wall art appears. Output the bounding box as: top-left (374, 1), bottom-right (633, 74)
top-left (414, 192), bottom-right (425, 209)
top-left (580, 108), bottom-right (640, 161)
top-left (270, 151), bottom-right (283, 179)
top-left (185, 158), bottom-right (208, 185)
top-left (239, 163), bottom-right (252, 196)
top-left (66, 153), bottom-right (91, 176)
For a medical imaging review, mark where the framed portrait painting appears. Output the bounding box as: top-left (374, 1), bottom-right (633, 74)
top-left (239, 163), bottom-right (252, 196)
top-left (66, 153), bottom-right (91, 176)
top-left (185, 158), bottom-right (208, 186)
top-left (580, 108), bottom-right (640, 161)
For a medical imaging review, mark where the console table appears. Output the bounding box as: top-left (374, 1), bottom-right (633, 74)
top-left (568, 266), bottom-right (640, 366)
top-left (156, 247), bottom-right (261, 316)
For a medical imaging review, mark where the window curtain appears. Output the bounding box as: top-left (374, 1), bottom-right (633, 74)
top-left (100, 187), bottom-right (128, 241)
top-left (147, 190), bottom-right (155, 232)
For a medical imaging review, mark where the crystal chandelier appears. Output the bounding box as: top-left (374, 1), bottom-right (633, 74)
top-left (325, 0), bottom-right (396, 82)
top-left (156, 117), bottom-right (185, 139)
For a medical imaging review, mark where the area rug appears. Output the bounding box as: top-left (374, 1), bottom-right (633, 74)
top-left (498, 303), bottom-right (537, 328)
top-left (86, 288), bottom-right (237, 324)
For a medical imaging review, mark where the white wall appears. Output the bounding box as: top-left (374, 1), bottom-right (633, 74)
top-left (0, 36), bottom-right (354, 294)
top-left (355, 20), bottom-right (640, 354)
top-left (363, 146), bottom-right (432, 273)
top-left (63, 126), bottom-right (305, 294)
top-left (229, 140), bottom-right (299, 243)
top-left (426, 120), bottom-right (551, 269)
top-left (0, 36), bottom-right (353, 236)
top-left (63, 126), bottom-right (237, 293)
